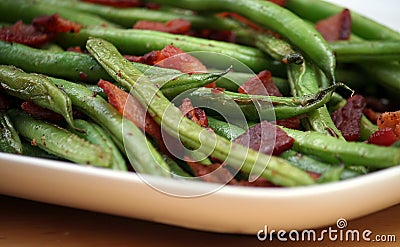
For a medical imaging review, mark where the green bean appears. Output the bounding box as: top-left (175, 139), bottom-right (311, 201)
top-left (316, 165), bottom-right (344, 184)
top-left (357, 62), bottom-right (400, 92)
top-left (144, 0), bottom-right (336, 82)
top-left (234, 27), bottom-right (304, 65)
top-left (162, 154), bottom-right (192, 178)
top-left (68, 119), bottom-right (127, 171)
top-left (0, 41), bottom-right (113, 83)
top-left (285, 0), bottom-right (400, 40)
top-left (8, 109), bottom-right (111, 167)
top-left (37, 0), bottom-right (238, 30)
top-left (186, 83), bottom-right (344, 121)
top-left (0, 111), bottom-right (23, 154)
top-left (330, 40), bottom-right (400, 62)
top-left (207, 116), bottom-right (245, 141)
top-left (280, 150), bottom-right (364, 180)
top-left (58, 28), bottom-right (284, 75)
top-left (281, 127), bottom-right (400, 168)
top-left (87, 37), bottom-right (315, 186)
top-left (0, 65), bottom-right (76, 129)
top-left (49, 77), bottom-right (171, 177)
top-left (0, 41), bottom-right (227, 94)
top-left (0, 0), bottom-right (119, 28)
top-left (21, 141), bottom-right (66, 161)
top-left (287, 62), bottom-right (344, 139)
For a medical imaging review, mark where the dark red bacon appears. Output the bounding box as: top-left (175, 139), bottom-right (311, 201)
top-left (238, 70), bottom-right (282, 96)
top-left (315, 9), bottom-right (352, 41)
top-left (133, 19), bottom-right (191, 35)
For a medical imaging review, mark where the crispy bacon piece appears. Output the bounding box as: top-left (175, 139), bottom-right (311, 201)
top-left (32, 14), bottom-right (81, 33)
top-left (218, 12), bottom-right (262, 31)
top-left (315, 9), bottom-right (351, 41)
top-left (238, 70), bottom-right (282, 96)
top-left (331, 94), bottom-right (366, 141)
top-left (21, 101), bottom-right (64, 122)
top-left (268, 0), bottom-right (286, 6)
top-left (133, 19), bottom-right (191, 35)
top-left (236, 177), bottom-right (277, 187)
top-left (275, 116), bottom-right (301, 129)
top-left (127, 44), bottom-right (207, 74)
top-left (186, 160), bottom-right (237, 185)
top-left (67, 46), bottom-right (84, 53)
top-left (179, 98), bottom-right (208, 128)
top-left (234, 121), bottom-right (294, 156)
top-left (363, 108), bottom-right (380, 124)
top-left (80, 0), bottom-right (141, 8)
top-left (368, 128), bottom-right (398, 146)
top-left (377, 110), bottom-right (400, 137)
top-left (98, 79), bottom-right (169, 152)
top-left (0, 21), bottom-right (55, 46)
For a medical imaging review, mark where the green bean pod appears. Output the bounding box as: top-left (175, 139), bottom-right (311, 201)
top-left (86, 37), bottom-right (315, 186)
top-left (58, 28), bottom-right (285, 75)
top-left (316, 165), bottom-right (344, 184)
top-left (287, 61), bottom-right (344, 139)
top-left (8, 109), bottom-right (111, 167)
top-left (0, 111), bottom-right (23, 154)
top-left (68, 119), bottom-right (127, 171)
top-left (21, 141), bottom-right (65, 161)
top-left (0, 0), bottom-right (119, 28)
top-left (0, 65), bottom-right (76, 129)
top-left (0, 41), bottom-right (231, 94)
top-left (285, 0), bottom-right (400, 40)
top-left (330, 40), bottom-right (400, 62)
top-left (144, 0), bottom-right (336, 82)
top-left (358, 62), bottom-right (400, 92)
top-left (36, 0), bottom-right (238, 30)
top-left (280, 150), bottom-right (364, 180)
top-left (207, 116), bottom-right (246, 141)
top-left (186, 83), bottom-right (343, 121)
top-left (49, 77), bottom-right (171, 177)
top-left (282, 127), bottom-right (400, 168)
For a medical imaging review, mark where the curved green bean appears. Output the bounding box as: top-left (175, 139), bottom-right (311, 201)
top-left (87, 37), bottom-right (315, 186)
top-left (57, 27), bottom-right (286, 75)
top-left (0, 65), bottom-right (76, 129)
top-left (144, 0), bottom-right (336, 82)
top-left (8, 109), bottom-right (111, 167)
top-left (186, 83), bottom-right (343, 121)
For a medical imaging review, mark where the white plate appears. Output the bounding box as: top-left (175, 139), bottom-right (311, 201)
top-left (1, 0), bottom-right (400, 235)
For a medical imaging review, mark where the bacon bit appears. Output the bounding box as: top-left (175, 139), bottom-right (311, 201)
top-left (80, 0), bottom-right (141, 8)
top-left (236, 177), bottom-right (277, 187)
top-left (315, 9), bottom-right (351, 42)
top-left (67, 46), bottom-right (84, 53)
top-left (97, 79), bottom-right (168, 153)
top-left (368, 128), bottom-right (398, 146)
top-left (377, 110), bottom-right (400, 137)
top-left (186, 160), bottom-right (237, 185)
top-left (331, 94), bottom-right (366, 141)
top-left (363, 108), bottom-right (380, 124)
top-left (307, 171), bottom-right (321, 180)
top-left (267, 0), bottom-right (286, 6)
top-left (33, 14), bottom-right (81, 33)
top-left (211, 87), bottom-right (225, 94)
top-left (133, 19), bottom-right (191, 35)
top-left (275, 116), bottom-right (301, 129)
top-left (79, 72), bottom-right (88, 81)
top-left (0, 21), bottom-right (55, 46)
top-left (238, 70), bottom-right (282, 96)
top-left (129, 44), bottom-right (207, 74)
top-left (144, 2), bottom-right (160, 10)
top-left (179, 98), bottom-right (208, 128)
top-left (21, 101), bottom-right (64, 122)
top-left (234, 121), bottom-right (294, 156)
